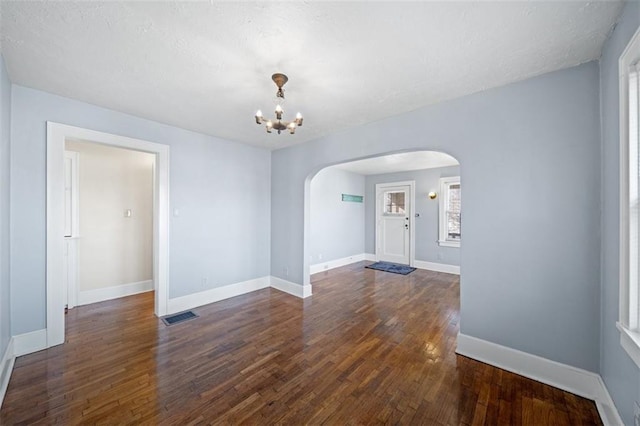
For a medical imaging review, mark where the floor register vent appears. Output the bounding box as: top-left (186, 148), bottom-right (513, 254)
top-left (162, 310), bottom-right (198, 326)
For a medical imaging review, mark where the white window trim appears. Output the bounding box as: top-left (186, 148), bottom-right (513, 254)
top-left (618, 26), bottom-right (640, 369)
top-left (438, 176), bottom-right (461, 248)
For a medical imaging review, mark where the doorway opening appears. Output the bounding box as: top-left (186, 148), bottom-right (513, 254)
top-left (305, 150), bottom-right (460, 290)
top-left (63, 140), bottom-right (156, 310)
top-left (375, 181), bottom-right (415, 266)
top-left (46, 122), bottom-right (169, 348)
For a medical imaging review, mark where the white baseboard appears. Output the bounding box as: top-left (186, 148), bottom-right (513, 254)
top-left (364, 253), bottom-right (376, 261)
top-left (594, 376), bottom-right (625, 426)
top-left (13, 329), bottom-right (47, 357)
top-left (456, 333), bottom-right (622, 426)
top-left (414, 260), bottom-right (460, 275)
top-left (165, 275), bottom-right (314, 315)
top-left (78, 280), bottom-right (153, 306)
top-left (310, 253), bottom-right (365, 274)
top-left (0, 338), bottom-right (15, 409)
top-left (168, 276), bottom-right (271, 314)
top-left (270, 276), bottom-right (312, 298)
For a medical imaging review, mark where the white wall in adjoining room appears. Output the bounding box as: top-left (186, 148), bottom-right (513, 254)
top-left (65, 140), bottom-right (154, 295)
top-left (364, 165), bottom-right (460, 266)
top-left (309, 167), bottom-right (365, 268)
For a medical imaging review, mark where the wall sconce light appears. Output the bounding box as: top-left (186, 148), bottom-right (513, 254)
top-left (428, 192), bottom-right (437, 200)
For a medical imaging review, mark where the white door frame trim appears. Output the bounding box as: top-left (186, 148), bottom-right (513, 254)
top-left (374, 180), bottom-right (416, 266)
top-left (46, 122), bottom-right (170, 347)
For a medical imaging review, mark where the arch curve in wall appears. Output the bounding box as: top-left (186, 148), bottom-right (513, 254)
top-left (302, 148), bottom-right (462, 291)
top-left (270, 66), bottom-right (602, 376)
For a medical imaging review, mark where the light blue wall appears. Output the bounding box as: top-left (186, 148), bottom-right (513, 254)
top-left (309, 167), bottom-right (365, 265)
top-left (9, 85), bottom-right (271, 335)
top-left (600, 2), bottom-right (640, 425)
top-left (0, 57), bottom-right (11, 356)
top-left (272, 62), bottom-right (601, 372)
top-left (364, 166), bottom-right (460, 266)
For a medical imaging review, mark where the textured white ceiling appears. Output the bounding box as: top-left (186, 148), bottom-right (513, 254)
top-left (0, 1), bottom-right (623, 150)
top-left (332, 151), bottom-right (459, 176)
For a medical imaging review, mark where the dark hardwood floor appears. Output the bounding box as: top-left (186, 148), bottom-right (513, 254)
top-left (1, 262), bottom-right (602, 425)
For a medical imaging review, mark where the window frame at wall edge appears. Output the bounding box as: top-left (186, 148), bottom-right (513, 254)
top-left (618, 25), bottom-right (640, 370)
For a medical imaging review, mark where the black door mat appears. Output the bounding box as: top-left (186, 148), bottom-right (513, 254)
top-left (162, 310), bottom-right (198, 326)
top-left (365, 261), bottom-right (416, 275)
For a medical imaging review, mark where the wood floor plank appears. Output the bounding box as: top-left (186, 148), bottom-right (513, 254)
top-left (0, 262), bottom-right (602, 425)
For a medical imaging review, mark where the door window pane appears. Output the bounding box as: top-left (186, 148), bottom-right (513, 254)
top-left (384, 191), bottom-right (405, 214)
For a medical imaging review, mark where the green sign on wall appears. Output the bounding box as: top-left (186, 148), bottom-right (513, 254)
top-left (342, 194), bottom-right (363, 203)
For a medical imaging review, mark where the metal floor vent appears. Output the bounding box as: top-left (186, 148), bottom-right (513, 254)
top-left (162, 310), bottom-right (198, 326)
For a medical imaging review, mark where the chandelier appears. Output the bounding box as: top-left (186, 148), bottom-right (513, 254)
top-left (255, 73), bottom-right (303, 134)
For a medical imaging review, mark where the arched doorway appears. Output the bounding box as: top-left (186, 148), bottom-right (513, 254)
top-left (304, 150), bottom-right (461, 293)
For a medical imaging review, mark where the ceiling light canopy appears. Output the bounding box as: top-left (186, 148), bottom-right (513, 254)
top-left (255, 73), bottom-right (303, 135)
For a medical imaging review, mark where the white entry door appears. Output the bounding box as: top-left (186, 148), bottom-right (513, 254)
top-left (376, 182), bottom-right (414, 265)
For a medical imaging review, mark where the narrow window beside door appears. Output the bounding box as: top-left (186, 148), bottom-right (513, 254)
top-left (438, 176), bottom-right (461, 247)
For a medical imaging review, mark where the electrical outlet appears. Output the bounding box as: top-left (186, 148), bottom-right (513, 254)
top-left (319, 254), bottom-right (323, 260)
top-left (201, 277), bottom-right (207, 288)
top-left (634, 401), bottom-right (640, 426)
top-left (284, 267), bottom-right (289, 277)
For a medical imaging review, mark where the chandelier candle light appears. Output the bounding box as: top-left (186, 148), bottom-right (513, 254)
top-left (255, 73), bottom-right (303, 134)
